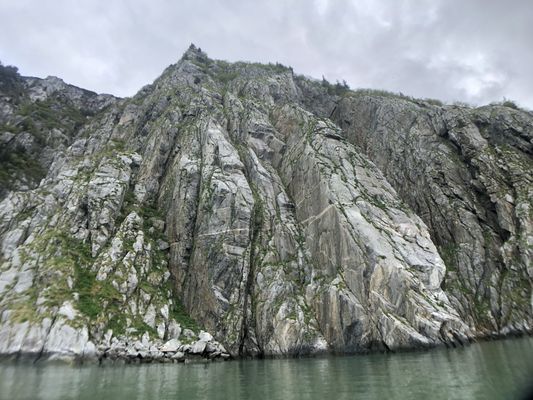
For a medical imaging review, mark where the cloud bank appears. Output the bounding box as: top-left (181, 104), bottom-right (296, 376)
top-left (1, 0), bottom-right (531, 108)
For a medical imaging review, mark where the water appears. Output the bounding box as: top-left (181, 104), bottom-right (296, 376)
top-left (1, 337), bottom-right (532, 400)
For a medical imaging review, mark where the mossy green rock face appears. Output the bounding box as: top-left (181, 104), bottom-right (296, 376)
top-left (0, 45), bottom-right (531, 362)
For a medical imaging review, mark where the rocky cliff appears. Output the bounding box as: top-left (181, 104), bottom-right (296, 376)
top-left (0, 45), bottom-right (531, 363)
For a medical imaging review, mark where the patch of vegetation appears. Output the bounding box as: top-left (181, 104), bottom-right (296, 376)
top-left (251, 186), bottom-right (264, 233)
top-left (321, 77), bottom-right (350, 96)
top-left (265, 62), bottom-right (293, 74)
top-left (131, 318), bottom-right (158, 337)
top-left (116, 185), bottom-right (136, 224)
top-left (500, 98), bottom-right (519, 110)
top-left (120, 196), bottom-right (201, 334)
top-left (0, 92), bottom-right (94, 195)
top-left (423, 98), bottom-right (444, 106)
top-left (19, 97), bottom-right (86, 131)
top-left (0, 62), bottom-right (24, 100)
top-left (109, 138), bottom-right (127, 152)
top-left (140, 203), bottom-right (164, 229)
top-left (105, 314), bottom-right (127, 336)
top-left (233, 61), bottom-right (292, 74)
top-left (75, 265), bottom-right (102, 319)
top-left (170, 301), bottom-right (199, 331)
top-left (452, 101), bottom-right (473, 108)
top-left (214, 70), bottom-right (239, 84)
top-left (0, 149), bottom-right (46, 190)
top-left (45, 232), bottom-right (118, 320)
top-left (370, 194), bottom-right (388, 211)
top-left (35, 230), bottom-right (122, 321)
top-left (349, 88), bottom-right (444, 106)
top-left (439, 243), bottom-right (459, 271)
top-left (473, 297), bottom-right (491, 321)
top-left (10, 288), bottom-right (39, 323)
top-left (486, 98), bottom-right (530, 112)
top-left (208, 59), bottom-right (293, 87)
top-left (0, 122), bottom-right (23, 134)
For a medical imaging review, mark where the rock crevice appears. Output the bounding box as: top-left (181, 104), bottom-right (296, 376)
top-left (0, 48), bottom-right (530, 363)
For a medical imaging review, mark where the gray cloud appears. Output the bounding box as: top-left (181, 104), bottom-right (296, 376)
top-left (1, 0), bottom-right (531, 108)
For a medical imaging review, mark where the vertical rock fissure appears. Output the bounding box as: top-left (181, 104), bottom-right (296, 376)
top-left (238, 185), bottom-right (263, 356)
top-left (181, 123), bottom-right (208, 310)
top-left (1, 50), bottom-right (531, 362)
top-left (33, 315), bottom-right (57, 364)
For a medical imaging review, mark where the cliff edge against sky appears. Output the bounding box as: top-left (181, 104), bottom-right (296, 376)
top-left (0, 45), bottom-right (531, 363)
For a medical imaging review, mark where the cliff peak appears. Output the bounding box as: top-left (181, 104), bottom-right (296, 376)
top-left (0, 48), bottom-right (531, 363)
top-left (181, 43), bottom-right (209, 63)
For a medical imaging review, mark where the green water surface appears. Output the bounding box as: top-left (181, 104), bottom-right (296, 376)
top-left (1, 337), bottom-right (532, 400)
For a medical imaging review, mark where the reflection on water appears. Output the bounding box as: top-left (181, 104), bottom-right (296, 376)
top-left (1, 337), bottom-right (532, 400)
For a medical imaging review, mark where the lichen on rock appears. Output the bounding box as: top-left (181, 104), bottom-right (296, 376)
top-left (0, 46), bottom-right (530, 363)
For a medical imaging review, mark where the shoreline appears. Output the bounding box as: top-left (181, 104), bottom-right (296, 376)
top-left (1, 330), bottom-right (531, 367)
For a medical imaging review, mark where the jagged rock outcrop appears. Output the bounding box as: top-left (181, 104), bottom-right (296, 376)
top-left (0, 64), bottom-right (115, 200)
top-left (0, 45), bottom-right (530, 363)
top-left (331, 95), bottom-right (532, 334)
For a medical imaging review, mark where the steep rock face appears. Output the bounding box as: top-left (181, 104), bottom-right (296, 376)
top-left (0, 64), bottom-right (116, 200)
top-left (332, 95), bottom-right (532, 334)
top-left (268, 105), bottom-right (469, 350)
top-left (0, 46), bottom-right (530, 362)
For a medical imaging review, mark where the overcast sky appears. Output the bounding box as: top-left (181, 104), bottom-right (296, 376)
top-left (1, 0), bottom-right (532, 108)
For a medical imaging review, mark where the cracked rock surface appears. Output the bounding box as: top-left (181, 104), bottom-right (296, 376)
top-left (0, 45), bottom-right (530, 363)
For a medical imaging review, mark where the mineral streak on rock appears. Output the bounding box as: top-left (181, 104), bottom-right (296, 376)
top-left (0, 45), bottom-right (530, 363)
